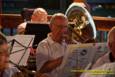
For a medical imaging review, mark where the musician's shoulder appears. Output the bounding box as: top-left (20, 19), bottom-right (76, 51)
top-left (5, 66), bottom-right (20, 74)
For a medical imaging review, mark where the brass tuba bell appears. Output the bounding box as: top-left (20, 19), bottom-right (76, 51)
top-left (65, 3), bottom-right (96, 43)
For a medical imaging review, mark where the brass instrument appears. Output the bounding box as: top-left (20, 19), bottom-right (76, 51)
top-left (66, 3), bottom-right (97, 43)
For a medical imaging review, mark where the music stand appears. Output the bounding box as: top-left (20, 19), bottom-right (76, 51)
top-left (6, 35), bottom-right (35, 67)
top-left (25, 22), bottom-right (51, 48)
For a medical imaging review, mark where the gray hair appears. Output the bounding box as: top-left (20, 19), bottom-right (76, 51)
top-left (50, 13), bottom-right (68, 26)
top-left (107, 26), bottom-right (115, 43)
top-left (31, 8), bottom-right (48, 22)
top-left (32, 8), bottom-right (47, 16)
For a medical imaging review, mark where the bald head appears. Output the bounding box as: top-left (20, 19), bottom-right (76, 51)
top-left (50, 13), bottom-right (68, 27)
top-left (108, 27), bottom-right (115, 43)
top-left (31, 8), bottom-right (48, 22)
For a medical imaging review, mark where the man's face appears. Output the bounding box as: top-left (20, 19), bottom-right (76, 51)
top-left (51, 17), bottom-right (68, 42)
top-left (0, 43), bottom-right (9, 71)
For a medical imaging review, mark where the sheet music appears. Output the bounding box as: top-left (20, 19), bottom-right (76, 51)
top-left (59, 43), bottom-right (109, 77)
top-left (6, 35), bottom-right (35, 66)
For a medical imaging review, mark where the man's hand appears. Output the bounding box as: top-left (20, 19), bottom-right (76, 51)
top-left (40, 56), bottom-right (63, 73)
top-left (36, 56), bottom-right (63, 77)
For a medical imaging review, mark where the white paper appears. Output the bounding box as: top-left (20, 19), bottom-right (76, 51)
top-left (59, 43), bottom-right (109, 77)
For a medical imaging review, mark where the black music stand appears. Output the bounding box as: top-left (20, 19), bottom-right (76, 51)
top-left (25, 22), bottom-right (51, 49)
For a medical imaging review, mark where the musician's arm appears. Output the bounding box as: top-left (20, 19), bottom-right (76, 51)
top-left (36, 56), bottom-right (63, 77)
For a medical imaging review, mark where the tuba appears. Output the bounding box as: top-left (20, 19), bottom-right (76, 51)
top-left (65, 3), bottom-right (96, 43)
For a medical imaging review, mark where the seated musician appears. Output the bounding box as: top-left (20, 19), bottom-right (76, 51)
top-left (17, 8), bottom-right (48, 34)
top-left (36, 13), bottom-right (72, 77)
top-left (92, 27), bottom-right (115, 69)
top-left (0, 33), bottom-right (21, 77)
top-left (80, 27), bottom-right (115, 77)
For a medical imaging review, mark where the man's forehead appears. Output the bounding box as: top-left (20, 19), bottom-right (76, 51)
top-left (54, 19), bottom-right (68, 26)
top-left (54, 17), bottom-right (68, 23)
top-left (55, 16), bottom-right (67, 20)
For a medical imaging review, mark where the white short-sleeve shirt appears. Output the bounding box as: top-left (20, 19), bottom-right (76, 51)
top-left (36, 33), bottom-right (67, 77)
top-left (92, 52), bottom-right (110, 69)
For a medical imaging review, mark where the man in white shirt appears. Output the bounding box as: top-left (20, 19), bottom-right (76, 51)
top-left (91, 27), bottom-right (115, 69)
top-left (80, 27), bottom-right (115, 77)
top-left (36, 13), bottom-right (70, 77)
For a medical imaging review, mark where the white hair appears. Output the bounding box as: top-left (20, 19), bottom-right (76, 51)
top-left (50, 13), bottom-right (68, 26)
top-left (32, 8), bottom-right (47, 15)
top-left (31, 8), bottom-right (48, 22)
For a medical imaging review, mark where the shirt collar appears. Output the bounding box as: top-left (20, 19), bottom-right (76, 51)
top-left (47, 33), bottom-right (63, 46)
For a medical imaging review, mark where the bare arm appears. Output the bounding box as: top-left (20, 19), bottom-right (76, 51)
top-left (36, 56), bottom-right (63, 77)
